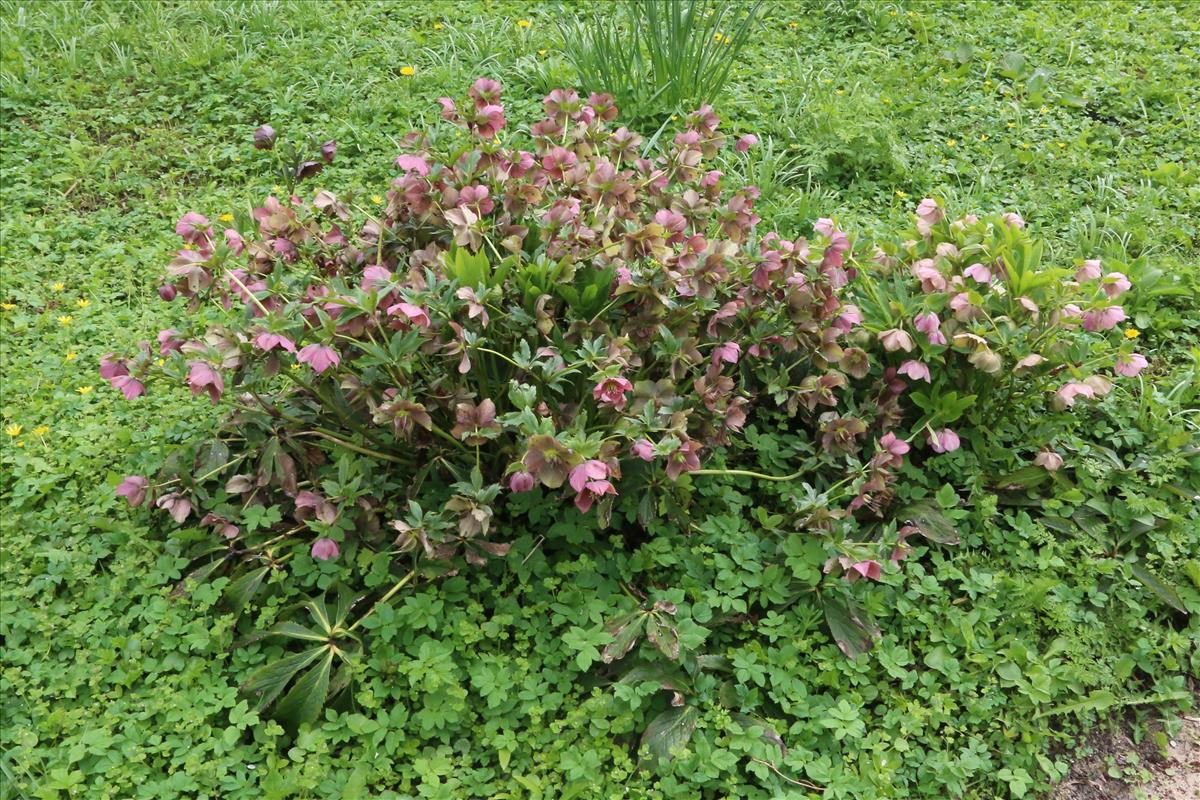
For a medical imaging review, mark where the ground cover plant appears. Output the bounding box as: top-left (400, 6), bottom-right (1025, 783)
top-left (1, 2), bottom-right (1197, 799)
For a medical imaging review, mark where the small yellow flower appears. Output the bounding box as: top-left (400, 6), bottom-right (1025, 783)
top-left (272, 184), bottom-right (282, 193)
top-left (5, 424), bottom-right (22, 437)
top-left (881, 98), bottom-right (892, 105)
top-left (1124, 328), bottom-right (1140, 339)
top-left (1056, 142), bottom-right (1066, 149)
top-left (538, 49), bottom-right (548, 56)
top-left (58, 315), bottom-right (73, 325)
top-left (219, 213), bottom-right (234, 222)
top-left (1020, 141), bottom-right (1031, 150)
top-left (371, 195), bottom-right (384, 205)
top-left (77, 386), bottom-right (93, 395)
top-left (0, 302), bottom-right (14, 311)
top-left (1007, 122), bottom-right (1017, 129)
top-left (433, 22), bottom-right (444, 30)
top-left (835, 89), bottom-right (844, 96)
top-left (400, 66), bottom-right (415, 77)
top-left (788, 21), bottom-right (799, 28)
top-left (980, 134), bottom-right (990, 141)
top-left (182, 243), bottom-right (194, 250)
top-left (65, 351), bottom-right (78, 361)
top-left (895, 190), bottom-right (908, 198)
top-left (1039, 105), bottom-right (1049, 114)
top-left (32, 425), bottom-right (49, 436)
top-left (517, 18), bottom-right (531, 28)
top-left (156, 358), bottom-right (165, 366)
top-left (947, 138), bottom-right (957, 147)
top-left (52, 282), bottom-right (65, 292)
top-left (291, 363), bottom-right (302, 370)
top-left (76, 298), bottom-right (90, 309)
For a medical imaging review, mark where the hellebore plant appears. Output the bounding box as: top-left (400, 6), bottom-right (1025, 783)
top-left (101, 81), bottom-right (1146, 725)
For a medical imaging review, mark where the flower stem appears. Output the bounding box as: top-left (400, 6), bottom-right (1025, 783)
top-left (688, 468), bottom-right (804, 482)
top-left (349, 568), bottom-right (418, 632)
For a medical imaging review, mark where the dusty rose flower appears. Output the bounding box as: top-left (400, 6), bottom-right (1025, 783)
top-left (395, 154), bottom-right (431, 175)
top-left (711, 342), bottom-right (741, 366)
top-left (1015, 354), bottom-right (1046, 370)
top-left (471, 104), bottom-right (506, 138)
top-left (388, 301), bottom-right (432, 329)
top-left (253, 330), bottom-right (296, 353)
top-left (175, 212), bottom-right (212, 247)
top-left (116, 475), bottom-right (149, 507)
top-left (632, 439), bottom-right (655, 461)
top-left (1076, 259), bottom-right (1102, 281)
top-left (297, 344), bottom-right (340, 374)
top-left (158, 329), bottom-right (183, 355)
top-left (523, 434), bottom-right (577, 489)
top-left (469, 77), bottom-right (503, 108)
top-left (912, 259), bottom-right (947, 293)
top-left (508, 471), bottom-right (536, 493)
top-left (158, 284), bottom-right (178, 301)
top-left (1082, 305), bottom-right (1126, 331)
top-left (1002, 211), bottom-right (1025, 229)
top-left (186, 361), bottom-right (223, 404)
top-left (898, 360), bottom-right (931, 382)
top-left (1103, 272), bottom-right (1131, 299)
top-left (963, 263), bottom-right (991, 284)
top-left (665, 439), bottom-right (702, 480)
top-left (201, 513), bottom-right (240, 539)
top-left (1033, 450), bottom-right (1064, 471)
top-left (310, 538), bottom-right (340, 561)
top-left (879, 328), bottom-right (914, 352)
top-left (1055, 381), bottom-right (1096, 408)
top-left (320, 139), bottom-right (337, 164)
top-left (848, 560), bottom-right (883, 582)
top-left (1114, 353), bottom-right (1148, 377)
top-left (593, 376), bottom-right (633, 409)
top-left (253, 124), bottom-right (276, 150)
top-left (913, 312), bottom-right (947, 345)
top-left (111, 375), bottom-right (145, 400)
top-left (879, 432), bottom-right (910, 467)
top-left (99, 354), bottom-right (129, 380)
top-left (927, 428), bottom-right (961, 453)
top-left (1018, 296), bottom-right (1039, 316)
top-left (915, 198), bottom-right (943, 236)
top-left (1084, 375), bottom-right (1113, 397)
top-left (734, 134), bottom-right (758, 152)
top-left (156, 492), bottom-right (192, 524)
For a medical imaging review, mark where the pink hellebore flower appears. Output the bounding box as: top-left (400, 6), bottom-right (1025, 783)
top-left (509, 471), bottom-right (536, 493)
top-left (913, 312), bottom-right (947, 345)
top-left (593, 375), bottom-right (633, 409)
top-left (253, 124), bottom-right (276, 150)
top-left (1033, 450), bottom-right (1064, 472)
top-left (632, 439), bottom-right (656, 462)
top-left (253, 330), bottom-right (296, 353)
top-left (735, 134), bottom-right (758, 152)
top-left (320, 139), bottom-right (337, 164)
top-left (568, 460), bottom-right (617, 513)
top-left (1114, 353), bottom-right (1148, 377)
top-left (310, 538), bottom-right (340, 561)
top-left (879, 328), bottom-right (915, 352)
top-left (963, 263), bottom-right (992, 284)
top-left (927, 428), bottom-right (961, 454)
top-left (175, 212), bottom-right (212, 247)
top-left (99, 354), bottom-right (129, 380)
top-left (912, 259), bottom-right (948, 293)
top-left (665, 440), bottom-right (703, 480)
top-left (1002, 212), bottom-right (1025, 229)
top-left (388, 301), bottom-right (432, 329)
top-left (297, 343), bottom-right (340, 374)
top-left (158, 284), bottom-right (178, 301)
top-left (158, 329), bottom-right (183, 355)
top-left (1082, 305), bottom-right (1126, 331)
top-left (395, 154), bottom-right (431, 176)
top-left (186, 361), bottom-right (223, 404)
top-left (1055, 381), bottom-right (1096, 407)
top-left (813, 217), bottom-right (836, 238)
top-left (848, 560), bottom-right (883, 582)
top-left (361, 265), bottom-right (393, 292)
top-left (898, 360), bottom-right (932, 382)
top-left (156, 493), bottom-right (192, 524)
top-left (116, 475), bottom-right (150, 507)
top-left (112, 375), bottom-right (146, 400)
top-left (915, 198), bottom-right (943, 236)
top-left (1076, 259), bottom-right (1103, 281)
top-left (879, 432), bottom-right (910, 467)
top-left (224, 228), bottom-right (245, 255)
top-left (711, 342), bottom-right (741, 366)
top-left (1103, 272), bottom-right (1132, 299)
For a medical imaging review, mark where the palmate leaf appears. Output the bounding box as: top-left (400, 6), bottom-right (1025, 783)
top-left (639, 705), bottom-right (699, 766)
top-left (241, 646), bottom-right (326, 711)
top-left (273, 648), bottom-right (336, 729)
top-left (822, 594), bottom-right (881, 658)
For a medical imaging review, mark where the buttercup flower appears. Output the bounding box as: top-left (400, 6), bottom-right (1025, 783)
top-left (5, 424), bottom-right (21, 437)
top-left (1114, 353), bottom-right (1148, 377)
top-left (400, 66), bottom-right (415, 77)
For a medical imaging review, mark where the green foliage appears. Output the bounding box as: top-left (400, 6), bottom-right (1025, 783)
top-left (1, 1), bottom-right (1198, 799)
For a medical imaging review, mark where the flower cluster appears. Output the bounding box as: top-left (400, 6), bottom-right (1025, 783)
top-left (107, 81), bottom-right (886, 571)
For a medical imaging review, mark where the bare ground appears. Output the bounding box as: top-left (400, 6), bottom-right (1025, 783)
top-left (1054, 713), bottom-right (1200, 800)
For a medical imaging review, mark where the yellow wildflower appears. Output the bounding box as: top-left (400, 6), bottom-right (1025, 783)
top-left (65, 351), bottom-right (78, 361)
top-left (219, 213), bottom-right (234, 222)
top-left (371, 195), bottom-right (384, 205)
top-left (538, 49), bottom-right (548, 56)
top-left (1124, 328), bottom-right (1140, 339)
top-left (400, 66), bottom-right (415, 77)
top-left (0, 302), bottom-right (14, 311)
top-left (32, 425), bottom-right (49, 436)
top-left (517, 19), bottom-right (531, 28)
top-left (58, 315), bottom-right (73, 325)
top-left (947, 139), bottom-right (957, 147)
top-left (53, 282), bottom-right (65, 291)
top-left (433, 22), bottom-right (444, 30)
top-left (980, 134), bottom-right (990, 141)
top-left (77, 386), bottom-right (93, 395)
top-left (895, 190), bottom-right (908, 198)
top-left (5, 424), bottom-right (22, 437)
top-left (76, 298), bottom-right (90, 309)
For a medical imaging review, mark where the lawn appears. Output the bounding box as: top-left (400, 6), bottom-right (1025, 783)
top-left (1, 1), bottom-right (1198, 798)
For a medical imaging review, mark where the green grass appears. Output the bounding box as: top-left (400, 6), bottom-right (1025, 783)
top-left (1, 1), bottom-right (1197, 798)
